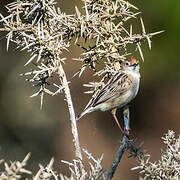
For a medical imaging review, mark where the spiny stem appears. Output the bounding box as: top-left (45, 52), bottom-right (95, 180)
top-left (57, 62), bottom-right (85, 173)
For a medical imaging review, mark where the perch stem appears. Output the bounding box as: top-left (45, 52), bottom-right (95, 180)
top-left (106, 135), bottom-right (128, 180)
top-left (57, 62), bottom-right (85, 172)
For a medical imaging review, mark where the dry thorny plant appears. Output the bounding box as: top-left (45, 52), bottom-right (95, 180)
top-left (0, 150), bottom-right (104, 180)
top-left (0, 0), bottom-right (162, 106)
top-left (0, 0), bottom-right (164, 179)
top-left (133, 130), bottom-right (180, 180)
top-left (0, 131), bottom-right (180, 179)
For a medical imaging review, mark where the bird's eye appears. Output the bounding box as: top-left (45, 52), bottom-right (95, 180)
top-left (126, 62), bottom-right (129, 66)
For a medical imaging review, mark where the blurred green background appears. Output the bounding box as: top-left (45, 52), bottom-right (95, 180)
top-left (0, 0), bottom-right (180, 179)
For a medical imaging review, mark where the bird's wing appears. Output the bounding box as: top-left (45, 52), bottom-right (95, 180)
top-left (91, 72), bottom-right (133, 107)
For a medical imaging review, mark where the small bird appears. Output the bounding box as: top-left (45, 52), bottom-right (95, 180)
top-left (77, 57), bottom-right (140, 135)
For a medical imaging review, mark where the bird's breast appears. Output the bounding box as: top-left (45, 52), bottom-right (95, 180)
top-left (113, 75), bottom-right (140, 109)
top-left (96, 72), bottom-right (140, 112)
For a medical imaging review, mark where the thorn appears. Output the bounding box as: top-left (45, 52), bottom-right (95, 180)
top-left (137, 42), bottom-right (144, 61)
top-left (149, 30), bottom-right (165, 36)
top-left (146, 36), bottom-right (152, 50)
top-left (140, 17), bottom-right (146, 35)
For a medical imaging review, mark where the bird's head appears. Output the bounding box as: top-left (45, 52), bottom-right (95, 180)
top-left (122, 57), bottom-right (139, 72)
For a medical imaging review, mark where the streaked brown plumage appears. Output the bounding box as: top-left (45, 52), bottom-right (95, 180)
top-left (77, 58), bottom-right (140, 134)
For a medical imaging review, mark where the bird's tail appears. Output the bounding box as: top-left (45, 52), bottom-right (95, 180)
top-left (76, 107), bottom-right (94, 121)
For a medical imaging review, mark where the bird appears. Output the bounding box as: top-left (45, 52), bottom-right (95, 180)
top-left (76, 57), bottom-right (140, 135)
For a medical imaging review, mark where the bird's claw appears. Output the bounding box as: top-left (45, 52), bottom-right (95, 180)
top-left (122, 128), bottom-right (130, 137)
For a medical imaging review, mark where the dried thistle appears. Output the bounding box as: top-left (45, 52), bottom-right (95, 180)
top-left (0, 0), bottom-right (85, 168)
top-left (0, 0), bottom-right (72, 107)
top-left (34, 158), bottom-right (59, 180)
top-left (61, 149), bottom-right (105, 180)
top-left (132, 130), bottom-right (180, 180)
top-left (0, 0), bottom-right (163, 106)
top-left (0, 153), bottom-right (31, 180)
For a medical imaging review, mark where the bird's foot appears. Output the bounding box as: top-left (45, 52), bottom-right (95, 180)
top-left (122, 128), bottom-right (131, 138)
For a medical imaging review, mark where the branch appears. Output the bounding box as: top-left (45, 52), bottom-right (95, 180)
top-left (106, 135), bottom-right (128, 180)
top-left (57, 62), bottom-right (85, 173)
top-left (106, 135), bottom-right (141, 180)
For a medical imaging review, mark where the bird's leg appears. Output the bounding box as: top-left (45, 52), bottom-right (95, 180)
top-left (123, 105), bottom-right (130, 135)
top-left (111, 108), bottom-right (124, 134)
